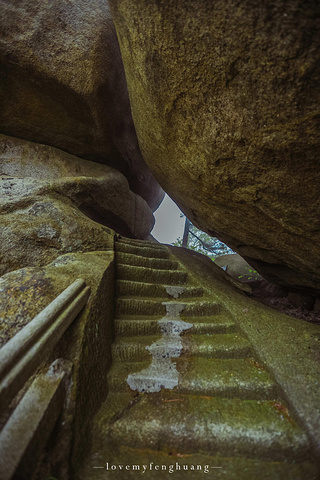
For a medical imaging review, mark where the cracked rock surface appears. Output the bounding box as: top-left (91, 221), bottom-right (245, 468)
top-left (109, 0), bottom-right (320, 294)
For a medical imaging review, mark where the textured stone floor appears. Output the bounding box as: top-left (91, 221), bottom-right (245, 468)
top-left (77, 238), bottom-right (319, 480)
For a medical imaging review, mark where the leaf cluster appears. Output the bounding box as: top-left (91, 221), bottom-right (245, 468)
top-left (173, 219), bottom-right (234, 258)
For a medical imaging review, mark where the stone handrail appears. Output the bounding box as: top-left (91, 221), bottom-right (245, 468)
top-left (0, 278), bottom-right (91, 414)
top-left (0, 359), bottom-right (73, 480)
top-left (0, 278), bottom-right (90, 480)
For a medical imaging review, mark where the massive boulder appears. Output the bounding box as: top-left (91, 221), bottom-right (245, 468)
top-left (109, 0), bottom-right (320, 294)
top-left (0, 135), bottom-right (154, 275)
top-left (0, 0), bottom-right (163, 210)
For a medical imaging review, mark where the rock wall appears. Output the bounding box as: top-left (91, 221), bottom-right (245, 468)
top-left (109, 0), bottom-right (320, 294)
top-left (0, 0), bottom-right (163, 210)
top-left (0, 2), bottom-right (163, 476)
top-left (214, 254), bottom-right (263, 282)
top-left (0, 135), bottom-right (154, 276)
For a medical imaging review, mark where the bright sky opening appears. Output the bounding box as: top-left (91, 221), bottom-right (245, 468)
top-left (151, 194), bottom-right (185, 244)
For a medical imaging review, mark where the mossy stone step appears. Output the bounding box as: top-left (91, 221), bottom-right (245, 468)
top-left (188, 316), bottom-right (237, 334)
top-left (117, 238), bottom-right (166, 250)
top-left (108, 394), bottom-right (310, 461)
top-left (181, 300), bottom-right (222, 317)
top-left (111, 333), bottom-right (251, 362)
top-left (116, 298), bottom-right (221, 317)
top-left (114, 315), bottom-right (237, 336)
top-left (184, 334), bottom-right (251, 358)
top-left (175, 357), bottom-right (278, 399)
top-left (116, 280), bottom-right (204, 298)
top-left (115, 241), bottom-right (170, 258)
top-left (116, 252), bottom-right (179, 270)
top-left (107, 357), bottom-right (278, 400)
top-left (117, 264), bottom-right (188, 284)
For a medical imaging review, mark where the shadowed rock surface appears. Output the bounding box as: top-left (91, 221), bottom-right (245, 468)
top-left (0, 135), bottom-right (154, 275)
top-left (215, 253), bottom-right (263, 281)
top-left (109, 0), bottom-right (320, 294)
top-left (0, 0), bottom-right (163, 209)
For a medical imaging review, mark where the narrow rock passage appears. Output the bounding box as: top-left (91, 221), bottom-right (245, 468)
top-left (78, 237), bottom-right (319, 480)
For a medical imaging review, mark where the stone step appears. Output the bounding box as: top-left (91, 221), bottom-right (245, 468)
top-left (116, 280), bottom-right (204, 299)
top-left (116, 251), bottom-right (178, 270)
top-left (115, 241), bottom-right (170, 258)
top-left (176, 356), bottom-right (278, 399)
top-left (117, 237), bottom-right (165, 250)
top-left (117, 264), bottom-right (188, 284)
top-left (111, 333), bottom-right (251, 362)
top-left (107, 394), bottom-right (310, 461)
top-left (184, 334), bottom-right (251, 358)
top-left (107, 357), bottom-right (278, 400)
top-left (79, 439), bottom-right (319, 480)
top-left (114, 315), bottom-right (237, 336)
top-left (116, 298), bottom-right (221, 317)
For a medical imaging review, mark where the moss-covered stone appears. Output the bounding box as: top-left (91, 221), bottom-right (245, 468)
top-left (0, 192), bottom-right (113, 276)
top-left (0, 250), bottom-right (115, 477)
top-left (108, 393), bottom-right (309, 459)
top-left (215, 253), bottom-right (263, 282)
top-left (170, 246), bottom-right (320, 458)
top-left (109, 0), bottom-right (320, 294)
top-left (0, 135), bottom-right (157, 274)
top-left (73, 237), bottom-right (320, 479)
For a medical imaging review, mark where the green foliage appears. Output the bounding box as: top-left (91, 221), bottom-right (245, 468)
top-left (173, 217), bottom-right (234, 257)
top-left (237, 269), bottom-right (260, 281)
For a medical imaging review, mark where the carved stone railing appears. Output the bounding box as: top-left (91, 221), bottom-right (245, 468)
top-left (0, 278), bottom-right (91, 480)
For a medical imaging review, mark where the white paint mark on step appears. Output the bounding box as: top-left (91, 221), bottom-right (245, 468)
top-left (165, 285), bottom-right (185, 299)
top-left (127, 302), bottom-right (192, 393)
top-left (162, 301), bottom-right (185, 318)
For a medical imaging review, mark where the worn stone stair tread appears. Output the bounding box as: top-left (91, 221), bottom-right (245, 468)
top-left (184, 333), bottom-right (251, 358)
top-left (116, 280), bottom-right (204, 298)
top-left (114, 317), bottom-right (161, 336)
top-left (116, 252), bottom-right (179, 270)
top-left (115, 241), bottom-right (170, 258)
top-left (116, 298), bottom-right (222, 317)
top-left (117, 264), bottom-right (188, 284)
top-left (107, 357), bottom-right (278, 399)
top-left (117, 237), bottom-right (166, 249)
top-left (108, 394), bottom-right (309, 461)
top-left (112, 334), bottom-right (160, 362)
top-left (175, 357), bottom-right (278, 398)
top-left (188, 315), bottom-right (237, 333)
top-left (111, 333), bottom-right (251, 361)
top-left (114, 315), bottom-right (237, 336)
top-left (116, 296), bottom-right (213, 304)
top-left (114, 314), bottom-right (234, 324)
top-left (78, 444), bottom-right (319, 480)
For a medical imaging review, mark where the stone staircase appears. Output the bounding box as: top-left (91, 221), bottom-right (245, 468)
top-left (78, 237), bottom-right (318, 480)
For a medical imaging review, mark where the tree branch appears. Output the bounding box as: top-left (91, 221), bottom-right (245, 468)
top-left (189, 230), bottom-right (216, 253)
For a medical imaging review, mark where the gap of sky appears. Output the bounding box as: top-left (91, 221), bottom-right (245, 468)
top-left (151, 194), bottom-right (185, 244)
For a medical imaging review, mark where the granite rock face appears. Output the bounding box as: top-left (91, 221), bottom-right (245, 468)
top-left (215, 254), bottom-right (263, 282)
top-left (109, 0), bottom-right (320, 294)
top-left (0, 135), bottom-right (154, 275)
top-left (0, 0), bottom-right (163, 210)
